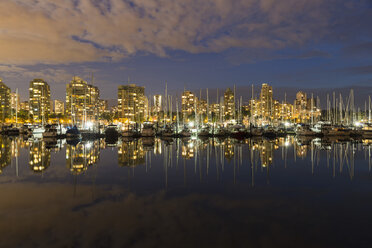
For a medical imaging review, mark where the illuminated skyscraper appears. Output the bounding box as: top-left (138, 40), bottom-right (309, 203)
top-left (294, 91), bottom-right (308, 122)
top-left (54, 100), bottom-right (65, 114)
top-left (29, 79), bottom-right (51, 123)
top-left (118, 84), bottom-right (145, 122)
top-left (197, 99), bottom-right (207, 115)
top-left (66, 76), bottom-right (99, 126)
top-left (10, 92), bottom-right (20, 112)
top-left (182, 91), bottom-right (196, 120)
top-left (224, 88), bottom-right (235, 120)
top-left (20, 101), bottom-right (30, 112)
top-left (0, 79), bottom-right (11, 122)
top-left (259, 83), bottom-right (273, 122)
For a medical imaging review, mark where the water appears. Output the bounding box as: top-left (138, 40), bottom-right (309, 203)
top-left (1, 136), bottom-right (372, 248)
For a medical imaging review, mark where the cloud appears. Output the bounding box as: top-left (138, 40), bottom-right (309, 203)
top-left (341, 42), bottom-right (372, 57)
top-left (343, 65), bottom-right (372, 75)
top-left (0, 0), bottom-right (369, 65)
top-left (296, 50), bottom-right (331, 59)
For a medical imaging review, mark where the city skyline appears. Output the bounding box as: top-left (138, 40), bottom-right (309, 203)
top-left (0, 1), bottom-right (371, 101)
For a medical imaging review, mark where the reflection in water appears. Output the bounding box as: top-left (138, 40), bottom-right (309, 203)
top-left (0, 136), bottom-right (11, 173)
top-left (66, 140), bottom-right (101, 175)
top-left (0, 135), bottom-right (372, 247)
top-left (118, 139), bottom-right (145, 167)
top-left (0, 135), bottom-right (370, 182)
top-left (29, 141), bottom-right (51, 173)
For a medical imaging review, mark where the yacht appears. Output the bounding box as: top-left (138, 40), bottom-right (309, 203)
top-left (296, 124), bottom-right (318, 136)
top-left (322, 125), bottom-right (351, 136)
top-left (32, 125), bottom-right (45, 137)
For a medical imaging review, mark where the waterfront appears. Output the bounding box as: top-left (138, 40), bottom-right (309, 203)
top-left (1, 136), bottom-right (372, 247)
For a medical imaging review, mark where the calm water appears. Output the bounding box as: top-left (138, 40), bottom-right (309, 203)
top-left (1, 135), bottom-right (372, 248)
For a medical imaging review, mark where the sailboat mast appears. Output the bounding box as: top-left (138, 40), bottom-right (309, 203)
top-left (15, 88), bottom-right (18, 126)
top-left (369, 95), bottom-right (371, 123)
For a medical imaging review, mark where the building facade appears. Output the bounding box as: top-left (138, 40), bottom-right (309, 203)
top-left (66, 76), bottom-right (99, 126)
top-left (223, 88), bottom-right (235, 120)
top-left (0, 79), bottom-right (11, 122)
top-left (29, 79), bottom-right (51, 123)
top-left (118, 84), bottom-right (145, 122)
top-left (10, 92), bottom-right (20, 112)
top-left (181, 91), bottom-right (196, 121)
top-left (54, 100), bottom-right (65, 114)
top-left (259, 83), bottom-right (273, 123)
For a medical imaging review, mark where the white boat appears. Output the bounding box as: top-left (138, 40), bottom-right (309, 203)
top-left (32, 125), bottom-right (45, 138)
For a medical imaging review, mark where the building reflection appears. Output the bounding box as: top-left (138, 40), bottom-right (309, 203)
top-left (223, 139), bottom-right (235, 161)
top-left (181, 139), bottom-right (195, 159)
top-left (0, 136), bottom-right (369, 181)
top-left (29, 141), bottom-right (51, 173)
top-left (66, 141), bottom-right (100, 175)
top-left (0, 136), bottom-right (11, 173)
top-left (118, 139), bottom-right (145, 167)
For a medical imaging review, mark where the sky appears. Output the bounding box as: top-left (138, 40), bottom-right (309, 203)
top-left (0, 0), bottom-right (372, 101)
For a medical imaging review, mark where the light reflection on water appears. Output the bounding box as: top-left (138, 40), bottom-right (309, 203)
top-left (0, 135), bottom-right (372, 247)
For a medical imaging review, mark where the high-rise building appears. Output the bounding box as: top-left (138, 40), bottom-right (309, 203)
top-left (197, 99), bottom-right (207, 115)
top-left (181, 91), bottom-right (196, 118)
top-left (54, 100), bottom-right (65, 114)
top-left (153, 95), bottom-right (162, 113)
top-left (66, 76), bottom-right (99, 126)
top-left (294, 91), bottom-right (308, 122)
top-left (98, 99), bottom-right (108, 114)
top-left (0, 79), bottom-right (11, 122)
top-left (118, 84), bottom-right (145, 122)
top-left (259, 83), bottom-right (273, 122)
top-left (29, 79), bottom-right (51, 123)
top-left (280, 102), bottom-right (293, 121)
top-left (224, 88), bottom-right (235, 120)
top-left (10, 92), bottom-right (20, 112)
top-left (20, 101), bottom-right (30, 112)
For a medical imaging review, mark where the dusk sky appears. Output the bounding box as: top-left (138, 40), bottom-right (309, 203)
top-left (1, 0), bottom-right (372, 101)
